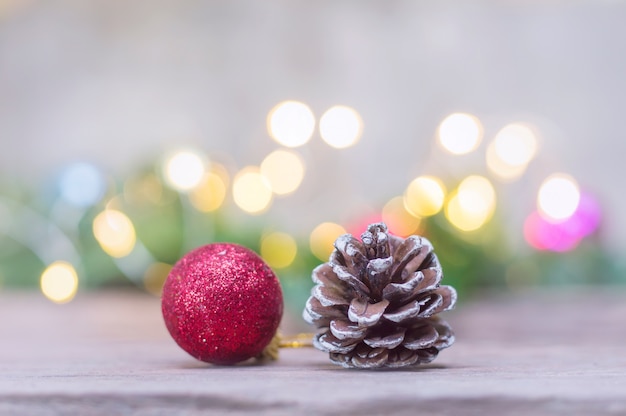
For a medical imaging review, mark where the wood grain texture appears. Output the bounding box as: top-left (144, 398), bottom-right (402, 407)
top-left (1, 288), bottom-right (625, 415)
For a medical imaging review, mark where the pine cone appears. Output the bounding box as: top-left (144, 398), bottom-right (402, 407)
top-left (303, 223), bottom-right (457, 369)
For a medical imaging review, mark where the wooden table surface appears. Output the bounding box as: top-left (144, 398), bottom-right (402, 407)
top-left (1, 288), bottom-right (625, 415)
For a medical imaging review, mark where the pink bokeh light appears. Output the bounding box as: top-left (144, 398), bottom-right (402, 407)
top-left (524, 192), bottom-right (601, 252)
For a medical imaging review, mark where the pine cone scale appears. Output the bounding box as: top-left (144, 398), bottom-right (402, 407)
top-left (411, 285), bottom-right (458, 318)
top-left (354, 343), bottom-right (388, 364)
top-left (361, 224), bottom-right (390, 260)
top-left (414, 266), bottom-right (443, 295)
top-left (432, 320), bottom-right (455, 349)
top-left (314, 285), bottom-right (350, 307)
top-left (404, 324), bottom-right (439, 350)
top-left (328, 352), bottom-right (347, 365)
top-left (306, 296), bottom-right (347, 318)
top-left (304, 223), bottom-right (457, 369)
top-left (387, 353), bottom-right (419, 368)
top-left (384, 268), bottom-right (443, 306)
top-left (382, 271), bottom-right (425, 302)
top-left (417, 293), bottom-right (444, 318)
top-left (404, 246), bottom-right (435, 277)
top-left (382, 299), bottom-right (421, 323)
top-left (331, 263), bottom-right (371, 295)
top-left (416, 347), bottom-right (438, 363)
top-left (330, 319), bottom-right (368, 340)
top-left (352, 350), bottom-right (388, 368)
top-left (431, 285), bottom-right (457, 313)
top-left (364, 256), bottom-right (393, 298)
top-left (389, 236), bottom-right (423, 279)
top-left (332, 235), bottom-right (368, 276)
top-left (347, 298), bottom-right (389, 326)
top-left (357, 344), bottom-right (386, 359)
top-left (304, 297), bottom-right (346, 326)
top-left (316, 332), bottom-right (360, 353)
top-left (311, 263), bottom-right (338, 286)
top-left (363, 327), bottom-right (406, 349)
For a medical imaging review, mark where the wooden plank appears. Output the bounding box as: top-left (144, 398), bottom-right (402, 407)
top-left (1, 289), bottom-right (625, 415)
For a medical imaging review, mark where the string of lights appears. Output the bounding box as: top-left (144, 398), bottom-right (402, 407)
top-left (0, 101), bottom-right (610, 308)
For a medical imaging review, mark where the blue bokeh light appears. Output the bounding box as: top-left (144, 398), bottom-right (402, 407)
top-left (59, 162), bottom-right (106, 207)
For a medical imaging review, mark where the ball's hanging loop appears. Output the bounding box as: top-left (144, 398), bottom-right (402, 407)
top-left (257, 332), bottom-right (316, 361)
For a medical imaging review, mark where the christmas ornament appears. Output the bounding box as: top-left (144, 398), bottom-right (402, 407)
top-left (162, 243), bottom-right (283, 365)
top-left (303, 222), bottom-right (456, 368)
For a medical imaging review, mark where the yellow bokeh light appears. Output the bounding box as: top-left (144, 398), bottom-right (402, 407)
top-left (494, 123), bottom-right (537, 167)
top-left (319, 105), bottom-right (363, 149)
top-left (446, 176), bottom-right (496, 232)
top-left (537, 173), bottom-right (580, 221)
top-left (267, 101), bottom-right (316, 148)
top-left (189, 172), bottom-right (227, 212)
top-left (144, 262), bottom-right (172, 296)
top-left (232, 167), bottom-right (273, 214)
top-left (438, 112), bottom-right (483, 155)
top-left (40, 261), bottom-right (79, 304)
top-left (446, 193), bottom-right (488, 232)
top-left (261, 232), bottom-right (298, 269)
top-left (164, 150), bottom-right (206, 191)
top-left (486, 141), bottom-right (527, 181)
top-left (93, 209), bottom-right (137, 257)
top-left (310, 222), bottom-right (347, 261)
top-left (403, 176), bottom-right (446, 217)
top-left (457, 175), bottom-right (496, 215)
top-left (260, 150), bottom-right (306, 195)
top-left (382, 197), bottom-right (421, 237)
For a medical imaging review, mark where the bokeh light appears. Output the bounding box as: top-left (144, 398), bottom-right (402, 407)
top-left (261, 232), bottom-right (298, 269)
top-left (457, 175), bottom-right (496, 214)
top-left (570, 192), bottom-right (602, 237)
top-left (382, 196), bottom-right (421, 237)
top-left (525, 191), bottom-right (601, 252)
top-left (143, 262), bottom-right (172, 296)
top-left (189, 170), bottom-right (228, 212)
top-left (267, 101), bottom-right (316, 148)
top-left (59, 162), bottom-right (106, 207)
top-left (319, 105), bottom-right (363, 149)
top-left (40, 261), bottom-right (79, 304)
top-left (446, 176), bottom-right (496, 232)
top-left (446, 193), bottom-right (481, 232)
top-left (403, 176), bottom-right (446, 217)
top-left (524, 211), bottom-right (580, 252)
top-left (537, 173), bottom-right (580, 221)
top-left (438, 113), bottom-right (483, 155)
top-left (93, 209), bottom-right (137, 257)
top-left (487, 123), bottom-right (537, 182)
top-left (164, 150), bottom-right (206, 191)
top-left (260, 150), bottom-right (305, 195)
top-left (493, 123), bottom-right (538, 167)
top-left (310, 222), bottom-right (347, 261)
top-left (232, 167), bottom-right (273, 214)
top-left (486, 141), bottom-right (527, 181)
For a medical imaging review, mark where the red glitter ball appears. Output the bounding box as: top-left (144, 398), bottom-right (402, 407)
top-left (161, 243), bottom-right (283, 365)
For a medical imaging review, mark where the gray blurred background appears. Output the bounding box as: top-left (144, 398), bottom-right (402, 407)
top-left (1, 0), bottom-right (624, 250)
